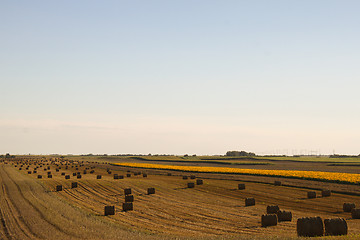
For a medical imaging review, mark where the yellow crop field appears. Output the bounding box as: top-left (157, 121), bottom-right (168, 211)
top-left (114, 162), bottom-right (360, 184)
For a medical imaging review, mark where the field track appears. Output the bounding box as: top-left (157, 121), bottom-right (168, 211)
top-left (1, 160), bottom-right (360, 239)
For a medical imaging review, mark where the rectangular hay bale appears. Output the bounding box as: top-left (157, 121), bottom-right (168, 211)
top-left (122, 202), bottom-right (133, 211)
top-left (147, 187), bottom-right (155, 195)
top-left (245, 197), bottom-right (255, 206)
top-left (125, 195), bottom-right (134, 202)
top-left (124, 188), bottom-right (132, 195)
top-left (104, 205), bottom-right (115, 216)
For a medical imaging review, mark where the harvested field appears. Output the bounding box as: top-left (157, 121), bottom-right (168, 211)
top-left (1, 157), bottom-right (360, 239)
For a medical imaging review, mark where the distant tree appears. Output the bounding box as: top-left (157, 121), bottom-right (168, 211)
top-left (226, 151), bottom-right (255, 157)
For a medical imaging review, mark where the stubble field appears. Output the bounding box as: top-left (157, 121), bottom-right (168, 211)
top-left (1, 156), bottom-right (360, 239)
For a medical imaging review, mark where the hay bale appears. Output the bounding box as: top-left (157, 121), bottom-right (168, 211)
top-left (37, 175), bottom-right (42, 179)
top-left (351, 208), bottom-right (360, 219)
top-left (167, 173), bottom-right (172, 176)
top-left (33, 170), bottom-right (37, 173)
top-left (143, 173), bottom-right (147, 177)
top-left (107, 171), bottom-right (112, 174)
top-left (28, 171), bottom-right (32, 174)
top-left (324, 218), bottom-right (347, 236)
top-left (97, 175), bottom-right (102, 179)
top-left (277, 210), bottom-right (292, 222)
top-left (48, 174), bottom-right (52, 178)
top-left (124, 188), bottom-right (132, 195)
top-left (119, 175), bottom-right (124, 179)
top-left (322, 190), bottom-right (331, 197)
top-left (238, 183), bottom-right (245, 190)
top-left (56, 169), bottom-right (59, 172)
top-left (147, 188), bottom-right (155, 195)
top-left (72, 172), bottom-right (77, 176)
top-left (196, 179), bottom-right (203, 185)
top-left (47, 171), bottom-right (51, 175)
top-left (190, 175), bottom-right (196, 179)
top-left (261, 214), bottom-right (278, 227)
top-left (122, 202), bottom-right (133, 211)
top-left (90, 170), bottom-right (94, 174)
top-left (274, 181), bottom-right (281, 186)
top-left (187, 182), bottom-right (195, 188)
top-left (125, 195), bottom-right (134, 202)
top-left (343, 203), bottom-right (355, 213)
top-left (114, 174), bottom-right (119, 179)
top-left (71, 182), bottom-right (78, 188)
top-left (104, 206), bottom-right (115, 216)
top-left (182, 176), bottom-right (188, 180)
top-left (77, 174), bottom-right (82, 179)
top-left (267, 205), bottom-right (280, 214)
top-left (126, 173), bottom-right (131, 177)
top-left (83, 170), bottom-right (87, 174)
top-left (56, 185), bottom-right (62, 191)
top-left (307, 191), bottom-right (316, 199)
top-left (65, 175), bottom-right (70, 179)
top-left (245, 197), bottom-right (255, 206)
top-left (297, 216), bottom-right (324, 237)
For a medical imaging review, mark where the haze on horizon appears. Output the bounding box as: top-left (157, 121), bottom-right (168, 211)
top-left (1, 1), bottom-right (359, 156)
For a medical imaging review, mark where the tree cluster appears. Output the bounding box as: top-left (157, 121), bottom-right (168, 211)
top-left (225, 151), bottom-right (256, 157)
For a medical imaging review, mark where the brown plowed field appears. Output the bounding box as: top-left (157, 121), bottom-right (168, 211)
top-left (1, 159), bottom-right (360, 239)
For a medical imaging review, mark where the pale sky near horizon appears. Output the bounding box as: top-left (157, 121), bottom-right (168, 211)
top-left (1, 1), bottom-right (359, 155)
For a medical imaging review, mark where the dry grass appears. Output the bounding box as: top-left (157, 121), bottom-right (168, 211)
top-left (2, 157), bottom-right (360, 239)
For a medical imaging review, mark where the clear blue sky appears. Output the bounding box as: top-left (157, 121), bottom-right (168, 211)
top-left (1, 1), bottom-right (359, 155)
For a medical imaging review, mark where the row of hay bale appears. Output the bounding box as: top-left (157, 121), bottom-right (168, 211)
top-left (238, 180), bottom-right (281, 190)
top-left (238, 180), bottom-right (331, 199)
top-left (237, 183), bottom-right (256, 207)
top-left (237, 182), bottom-right (346, 235)
top-left (55, 182), bottom-right (78, 191)
top-left (182, 175), bottom-right (196, 180)
top-left (261, 205), bottom-right (292, 227)
top-left (187, 179), bottom-right (203, 188)
top-left (104, 187), bottom-right (156, 215)
top-left (307, 190), bottom-right (331, 198)
top-left (343, 203), bottom-right (360, 219)
top-left (261, 207), bottom-right (348, 237)
top-left (297, 217), bottom-right (347, 237)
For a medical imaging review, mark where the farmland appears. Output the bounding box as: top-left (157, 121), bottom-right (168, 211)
top-left (114, 162), bottom-right (360, 184)
top-left (1, 155), bottom-right (360, 239)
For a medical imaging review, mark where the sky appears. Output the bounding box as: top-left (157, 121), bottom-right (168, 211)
top-left (1, 1), bottom-right (359, 155)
